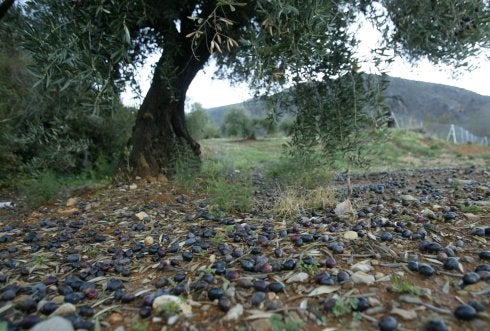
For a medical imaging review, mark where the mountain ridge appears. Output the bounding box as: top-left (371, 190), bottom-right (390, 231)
top-left (205, 76), bottom-right (490, 137)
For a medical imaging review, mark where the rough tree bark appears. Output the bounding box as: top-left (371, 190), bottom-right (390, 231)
top-left (122, 4), bottom-right (213, 179)
top-left (119, 1), bottom-right (249, 179)
top-left (125, 51), bottom-right (210, 178)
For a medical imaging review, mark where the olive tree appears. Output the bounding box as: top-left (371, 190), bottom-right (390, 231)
top-left (20, 0), bottom-right (490, 177)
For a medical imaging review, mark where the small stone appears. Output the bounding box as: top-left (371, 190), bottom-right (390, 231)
top-left (108, 312), bottom-right (123, 324)
top-left (400, 195), bottom-right (416, 201)
top-left (463, 213), bottom-right (480, 221)
top-left (333, 245), bottom-right (344, 254)
top-left (30, 316), bottom-right (74, 331)
top-left (454, 304), bottom-right (477, 321)
top-left (391, 307), bottom-right (417, 320)
top-left (144, 236), bottom-right (154, 246)
top-left (51, 303), bottom-right (76, 316)
top-left (286, 272), bottom-right (309, 283)
top-left (334, 199), bottom-right (356, 222)
top-left (351, 260), bottom-right (373, 273)
top-left (152, 295), bottom-right (191, 316)
top-left (66, 198), bottom-right (78, 207)
top-left (378, 315), bottom-right (398, 331)
top-left (343, 231), bottom-right (358, 240)
top-left (135, 211), bottom-right (148, 220)
top-left (351, 271), bottom-right (375, 285)
top-left (224, 304), bottom-right (243, 321)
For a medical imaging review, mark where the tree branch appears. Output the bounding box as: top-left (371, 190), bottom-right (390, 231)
top-left (0, 0), bottom-right (15, 21)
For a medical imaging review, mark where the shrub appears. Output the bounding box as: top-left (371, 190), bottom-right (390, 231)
top-left (220, 107), bottom-right (254, 138)
top-left (19, 171), bottom-right (62, 208)
top-left (267, 151), bottom-right (334, 189)
top-left (207, 176), bottom-right (254, 213)
top-left (186, 103), bottom-right (220, 140)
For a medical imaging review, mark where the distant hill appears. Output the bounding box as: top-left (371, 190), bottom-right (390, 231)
top-left (206, 76), bottom-right (490, 137)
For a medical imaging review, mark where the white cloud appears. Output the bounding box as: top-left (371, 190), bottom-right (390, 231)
top-left (121, 23), bottom-right (490, 109)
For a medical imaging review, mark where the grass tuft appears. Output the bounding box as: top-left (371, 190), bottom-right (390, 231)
top-left (19, 171), bottom-right (62, 208)
top-left (460, 204), bottom-right (484, 214)
top-left (390, 274), bottom-right (422, 296)
top-left (273, 186), bottom-right (336, 218)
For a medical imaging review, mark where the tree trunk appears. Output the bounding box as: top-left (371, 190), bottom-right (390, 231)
top-left (124, 51), bottom-right (209, 179)
top-left (0, 0), bottom-right (15, 20)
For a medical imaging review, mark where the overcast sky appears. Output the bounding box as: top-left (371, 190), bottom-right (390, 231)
top-left (122, 22), bottom-right (490, 109)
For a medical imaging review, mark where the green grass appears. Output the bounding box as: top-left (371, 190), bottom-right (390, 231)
top-left (299, 259), bottom-right (320, 275)
top-left (201, 138), bottom-right (284, 173)
top-left (19, 171), bottom-right (62, 208)
top-left (460, 204), bottom-right (485, 214)
top-left (195, 130), bottom-right (490, 216)
top-left (331, 297), bottom-right (360, 318)
top-left (269, 314), bottom-right (304, 331)
top-left (201, 129), bottom-right (490, 176)
top-left (390, 274), bottom-right (422, 296)
top-left (129, 320), bottom-right (149, 331)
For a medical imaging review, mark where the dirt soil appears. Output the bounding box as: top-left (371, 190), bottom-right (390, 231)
top-left (0, 167), bottom-right (489, 331)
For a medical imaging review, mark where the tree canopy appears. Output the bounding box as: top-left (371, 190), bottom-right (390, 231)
top-left (12, 0), bottom-right (490, 177)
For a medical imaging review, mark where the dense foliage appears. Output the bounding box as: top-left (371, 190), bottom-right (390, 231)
top-left (1, 0), bottom-right (488, 179)
top-left (186, 103), bottom-right (220, 140)
top-left (0, 9), bottom-right (135, 186)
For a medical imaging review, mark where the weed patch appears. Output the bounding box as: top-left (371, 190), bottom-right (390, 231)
top-left (460, 204), bottom-right (484, 214)
top-left (268, 152), bottom-right (334, 189)
top-left (207, 177), bottom-right (254, 213)
top-left (270, 314), bottom-right (303, 331)
top-left (390, 274), bottom-right (422, 296)
top-left (19, 171), bottom-right (62, 208)
top-left (274, 186), bottom-right (336, 218)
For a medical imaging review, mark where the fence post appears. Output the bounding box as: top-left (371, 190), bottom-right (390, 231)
top-left (447, 124), bottom-right (457, 144)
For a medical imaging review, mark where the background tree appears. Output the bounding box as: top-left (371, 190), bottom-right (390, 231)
top-left (221, 107), bottom-right (254, 138)
top-left (186, 103), bottom-right (219, 140)
top-left (0, 7), bottom-right (135, 185)
top-left (18, 0), bottom-right (490, 178)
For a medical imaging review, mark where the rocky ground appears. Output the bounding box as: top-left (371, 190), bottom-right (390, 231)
top-left (0, 166), bottom-right (489, 331)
